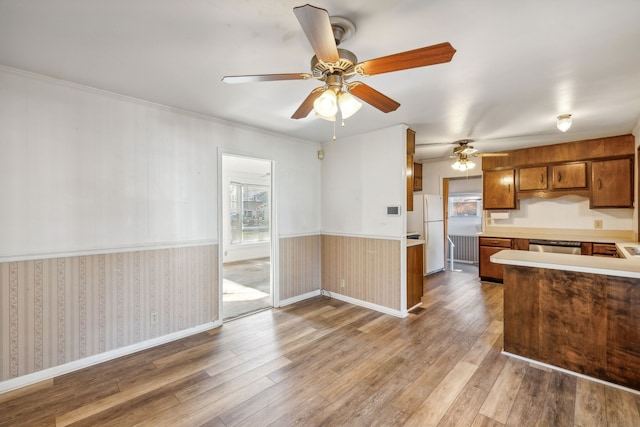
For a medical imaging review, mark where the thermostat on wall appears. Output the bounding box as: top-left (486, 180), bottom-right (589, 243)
top-left (386, 206), bottom-right (401, 216)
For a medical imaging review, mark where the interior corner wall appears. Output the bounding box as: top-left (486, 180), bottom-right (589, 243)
top-left (321, 125), bottom-right (406, 237)
top-left (0, 66), bottom-right (322, 385)
top-left (320, 125), bottom-right (406, 313)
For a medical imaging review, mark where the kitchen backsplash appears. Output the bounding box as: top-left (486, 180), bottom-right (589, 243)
top-left (485, 195), bottom-right (633, 231)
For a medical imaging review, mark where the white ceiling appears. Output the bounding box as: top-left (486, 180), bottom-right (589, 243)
top-left (1, 0), bottom-right (639, 161)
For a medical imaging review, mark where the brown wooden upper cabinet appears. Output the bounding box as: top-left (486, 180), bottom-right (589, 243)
top-left (483, 169), bottom-right (516, 209)
top-left (551, 162), bottom-right (587, 189)
top-left (591, 158), bottom-right (633, 208)
top-left (519, 166), bottom-right (548, 191)
top-left (413, 162), bottom-right (423, 191)
top-left (406, 128), bottom-right (416, 211)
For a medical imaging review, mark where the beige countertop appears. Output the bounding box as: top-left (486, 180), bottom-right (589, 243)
top-left (406, 239), bottom-right (425, 247)
top-left (491, 242), bottom-right (640, 279)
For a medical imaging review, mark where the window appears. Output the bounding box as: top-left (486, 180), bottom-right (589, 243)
top-left (449, 195), bottom-right (482, 217)
top-left (229, 182), bottom-right (270, 244)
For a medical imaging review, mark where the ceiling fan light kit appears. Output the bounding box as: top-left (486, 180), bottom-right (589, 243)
top-left (337, 91), bottom-right (362, 119)
top-left (222, 3), bottom-right (456, 132)
top-left (451, 157), bottom-right (476, 171)
top-left (556, 113), bottom-right (572, 132)
top-left (448, 139), bottom-right (507, 170)
top-left (313, 89), bottom-right (338, 116)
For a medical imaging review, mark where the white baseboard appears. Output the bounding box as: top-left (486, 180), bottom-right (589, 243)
top-left (328, 292), bottom-right (407, 318)
top-left (277, 289), bottom-right (407, 318)
top-left (502, 351), bottom-right (640, 396)
top-left (0, 321), bottom-right (222, 395)
top-left (278, 290), bottom-right (321, 307)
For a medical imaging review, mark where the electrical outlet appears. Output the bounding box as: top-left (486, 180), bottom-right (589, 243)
top-left (594, 219), bottom-right (603, 229)
top-left (340, 279), bottom-right (346, 288)
top-left (151, 312), bottom-right (158, 325)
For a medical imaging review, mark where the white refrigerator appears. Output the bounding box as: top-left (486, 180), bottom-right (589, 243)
top-left (407, 194), bottom-right (445, 275)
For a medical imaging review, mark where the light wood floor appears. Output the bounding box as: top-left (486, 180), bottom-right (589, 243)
top-left (2, 268), bottom-right (640, 426)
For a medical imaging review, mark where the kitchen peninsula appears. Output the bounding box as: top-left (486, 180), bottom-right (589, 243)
top-left (492, 246), bottom-right (640, 391)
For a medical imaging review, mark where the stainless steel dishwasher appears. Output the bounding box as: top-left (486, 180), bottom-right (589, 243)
top-left (528, 239), bottom-right (581, 255)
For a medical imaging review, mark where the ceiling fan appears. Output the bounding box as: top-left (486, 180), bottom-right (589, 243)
top-left (449, 140), bottom-right (507, 170)
top-left (222, 4), bottom-right (456, 121)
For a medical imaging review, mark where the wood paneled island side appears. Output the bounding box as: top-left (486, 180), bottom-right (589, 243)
top-left (492, 250), bottom-right (640, 391)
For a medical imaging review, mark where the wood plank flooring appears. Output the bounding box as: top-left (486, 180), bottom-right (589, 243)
top-left (2, 267), bottom-right (640, 426)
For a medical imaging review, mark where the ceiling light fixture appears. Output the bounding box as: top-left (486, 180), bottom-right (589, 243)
top-left (556, 114), bottom-right (572, 132)
top-left (313, 74), bottom-right (363, 139)
top-left (314, 88), bottom-right (363, 121)
top-left (451, 155), bottom-right (476, 171)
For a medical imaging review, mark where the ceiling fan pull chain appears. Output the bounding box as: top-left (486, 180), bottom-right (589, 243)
top-left (333, 120), bottom-right (337, 141)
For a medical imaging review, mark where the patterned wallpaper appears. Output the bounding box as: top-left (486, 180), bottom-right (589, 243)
top-left (279, 235), bottom-right (321, 300)
top-left (1, 234), bottom-right (399, 383)
top-left (321, 235), bottom-right (401, 310)
top-left (0, 245), bottom-right (217, 381)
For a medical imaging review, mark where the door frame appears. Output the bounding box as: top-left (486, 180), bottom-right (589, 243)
top-left (442, 175), bottom-right (482, 264)
top-left (218, 150), bottom-right (278, 323)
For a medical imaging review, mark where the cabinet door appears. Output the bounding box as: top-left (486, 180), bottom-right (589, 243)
top-left (407, 244), bottom-right (424, 307)
top-left (483, 169), bottom-right (516, 209)
top-left (407, 155), bottom-right (414, 211)
top-left (406, 128), bottom-right (416, 155)
top-left (592, 243), bottom-right (619, 257)
top-left (406, 129), bottom-right (416, 211)
top-left (413, 162), bottom-right (423, 191)
top-left (513, 238), bottom-right (530, 251)
top-left (591, 158), bottom-right (633, 208)
top-left (552, 162), bottom-right (587, 189)
top-left (519, 166), bottom-right (547, 191)
top-left (479, 246), bottom-right (507, 282)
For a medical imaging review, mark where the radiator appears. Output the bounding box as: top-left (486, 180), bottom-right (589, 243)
top-left (448, 235), bottom-right (479, 264)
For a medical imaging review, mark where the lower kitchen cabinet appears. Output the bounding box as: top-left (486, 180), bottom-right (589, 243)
top-left (581, 242), bottom-right (619, 257)
top-left (407, 243), bottom-right (424, 308)
top-left (479, 237), bottom-right (512, 282)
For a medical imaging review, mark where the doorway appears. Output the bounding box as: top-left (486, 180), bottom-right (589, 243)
top-left (221, 155), bottom-right (273, 320)
top-left (443, 176), bottom-right (482, 269)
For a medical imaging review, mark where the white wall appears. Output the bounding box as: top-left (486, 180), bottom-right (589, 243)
top-left (419, 158), bottom-right (483, 196)
top-left (490, 196), bottom-right (633, 230)
top-left (321, 125), bottom-right (406, 237)
top-left (0, 66), bottom-right (322, 259)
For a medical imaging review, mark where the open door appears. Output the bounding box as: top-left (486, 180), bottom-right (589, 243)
top-left (221, 155), bottom-right (273, 320)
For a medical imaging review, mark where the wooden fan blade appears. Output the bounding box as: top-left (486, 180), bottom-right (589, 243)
top-left (348, 82), bottom-right (400, 113)
top-left (222, 73), bottom-right (312, 84)
top-left (291, 87), bottom-right (325, 119)
top-left (293, 4), bottom-right (339, 63)
top-left (358, 42), bottom-right (456, 76)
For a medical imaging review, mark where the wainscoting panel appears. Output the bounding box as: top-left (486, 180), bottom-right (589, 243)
top-left (321, 235), bottom-right (401, 310)
top-left (278, 235), bottom-right (321, 301)
top-left (0, 244), bottom-right (218, 382)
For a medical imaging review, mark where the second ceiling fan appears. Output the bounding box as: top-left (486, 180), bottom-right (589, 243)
top-left (450, 140), bottom-right (508, 170)
top-left (222, 4), bottom-right (456, 121)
